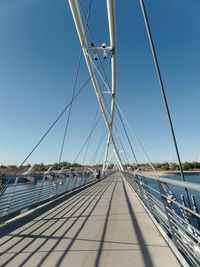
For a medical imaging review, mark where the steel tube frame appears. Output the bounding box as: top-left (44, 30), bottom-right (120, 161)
top-left (103, 0), bottom-right (117, 172)
top-left (68, 0), bottom-right (123, 170)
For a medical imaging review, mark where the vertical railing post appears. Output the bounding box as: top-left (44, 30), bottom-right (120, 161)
top-left (37, 175), bottom-right (45, 204)
top-left (67, 175), bottom-right (71, 190)
top-left (140, 176), bottom-right (154, 215)
top-left (79, 173), bottom-right (83, 187)
top-left (55, 175), bottom-right (61, 195)
top-left (64, 175), bottom-right (70, 192)
top-left (91, 172), bottom-right (95, 182)
top-left (82, 172), bottom-right (86, 186)
top-left (133, 174), bottom-right (141, 196)
top-left (6, 176), bottom-right (18, 215)
top-left (73, 175), bottom-right (78, 190)
top-left (52, 176), bottom-right (58, 197)
top-left (157, 181), bottom-right (179, 248)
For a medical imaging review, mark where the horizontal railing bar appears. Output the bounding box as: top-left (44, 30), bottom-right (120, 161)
top-left (124, 171), bottom-right (200, 192)
top-left (128, 175), bottom-right (161, 195)
top-left (8, 196), bottom-right (41, 208)
top-left (0, 178), bottom-right (95, 216)
top-left (1, 184), bottom-right (53, 196)
top-left (167, 209), bottom-right (200, 237)
top-left (163, 194), bottom-right (200, 219)
top-left (148, 196), bottom-right (165, 212)
top-left (145, 185), bottom-right (160, 195)
top-left (177, 241), bottom-right (200, 267)
top-left (175, 234), bottom-right (200, 261)
top-left (122, 171), bottom-right (200, 266)
top-left (7, 189), bottom-right (53, 202)
top-left (170, 218), bottom-right (200, 244)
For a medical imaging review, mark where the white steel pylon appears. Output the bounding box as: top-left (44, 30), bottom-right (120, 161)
top-left (102, 0), bottom-right (117, 172)
top-left (68, 0), bottom-right (123, 171)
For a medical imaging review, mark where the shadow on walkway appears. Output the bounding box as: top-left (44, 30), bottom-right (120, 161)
top-left (0, 176), bottom-right (157, 267)
top-left (122, 179), bottom-right (154, 267)
top-left (94, 177), bottom-right (118, 267)
top-left (0, 181), bottom-right (97, 239)
top-left (0, 180), bottom-right (110, 267)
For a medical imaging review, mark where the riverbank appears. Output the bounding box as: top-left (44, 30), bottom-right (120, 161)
top-left (142, 170), bottom-right (200, 177)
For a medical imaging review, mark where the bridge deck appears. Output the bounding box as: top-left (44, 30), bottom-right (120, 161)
top-left (0, 173), bottom-right (181, 267)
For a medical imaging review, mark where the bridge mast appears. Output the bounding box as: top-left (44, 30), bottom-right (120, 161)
top-left (102, 0), bottom-right (117, 172)
top-left (68, 0), bottom-right (124, 171)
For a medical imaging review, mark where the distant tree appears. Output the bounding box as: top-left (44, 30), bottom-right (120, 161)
top-left (72, 163), bottom-right (82, 168)
top-left (34, 163), bottom-right (46, 171)
top-left (191, 162), bottom-right (200, 169)
top-left (159, 162), bottom-right (170, 170)
top-left (52, 163), bottom-right (59, 170)
top-left (7, 165), bottom-right (17, 169)
top-left (0, 164), bottom-right (7, 169)
top-left (182, 162), bottom-right (190, 170)
top-left (170, 163), bottom-right (178, 170)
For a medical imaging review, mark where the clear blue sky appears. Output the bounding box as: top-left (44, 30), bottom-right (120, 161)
top-left (1, 0), bottom-right (200, 165)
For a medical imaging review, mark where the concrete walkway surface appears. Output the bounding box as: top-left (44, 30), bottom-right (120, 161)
top-left (0, 173), bottom-right (181, 267)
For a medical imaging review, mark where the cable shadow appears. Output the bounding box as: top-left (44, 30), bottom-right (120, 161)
top-left (0, 180), bottom-right (98, 240)
top-left (54, 180), bottom-right (114, 267)
top-left (5, 233), bottom-right (168, 248)
top-left (21, 180), bottom-right (112, 267)
top-left (0, 180), bottom-right (101, 253)
top-left (94, 177), bottom-right (118, 267)
top-left (0, 180), bottom-right (109, 267)
top-left (122, 179), bottom-right (155, 267)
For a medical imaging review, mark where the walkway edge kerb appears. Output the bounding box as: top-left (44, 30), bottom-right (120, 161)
top-left (121, 173), bottom-right (190, 267)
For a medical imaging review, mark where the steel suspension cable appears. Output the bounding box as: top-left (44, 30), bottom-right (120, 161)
top-left (78, 0), bottom-right (112, 91)
top-left (89, 128), bottom-right (107, 165)
top-left (78, 1), bottom-right (118, 145)
top-left (116, 135), bottom-right (130, 164)
top-left (108, 115), bottom-right (131, 165)
top-left (115, 101), bottom-right (160, 175)
top-left (1, 59), bottom-right (112, 195)
top-left (73, 113), bottom-right (102, 164)
top-left (97, 139), bottom-right (108, 165)
top-left (59, 0), bottom-right (93, 163)
top-left (8, 56), bottom-right (110, 176)
top-left (111, 108), bottom-right (137, 166)
top-left (91, 57), bottom-right (134, 167)
top-left (79, 1), bottom-right (156, 174)
top-left (117, 109), bottom-right (139, 165)
top-left (58, 50), bottom-right (82, 164)
top-left (83, 55), bottom-right (130, 166)
top-left (139, 0), bottom-right (190, 206)
top-left (90, 57), bottom-right (159, 174)
top-left (90, 57), bottom-right (139, 166)
top-left (82, 107), bottom-right (99, 165)
top-left (78, 2), bottom-right (124, 169)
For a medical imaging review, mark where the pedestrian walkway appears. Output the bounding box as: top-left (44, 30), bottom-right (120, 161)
top-left (0, 173), bottom-right (181, 267)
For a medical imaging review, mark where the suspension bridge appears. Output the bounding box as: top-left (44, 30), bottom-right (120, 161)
top-left (1, 0), bottom-right (200, 266)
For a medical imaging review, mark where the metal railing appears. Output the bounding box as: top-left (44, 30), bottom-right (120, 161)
top-left (122, 171), bottom-right (200, 267)
top-left (0, 170), bottom-right (102, 223)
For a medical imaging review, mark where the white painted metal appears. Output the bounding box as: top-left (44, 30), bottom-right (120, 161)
top-left (102, 0), bottom-right (117, 172)
top-left (68, 0), bottom-right (123, 171)
top-left (88, 46), bottom-right (112, 51)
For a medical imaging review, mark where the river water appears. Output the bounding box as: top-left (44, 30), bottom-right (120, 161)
top-left (148, 174), bottom-right (200, 203)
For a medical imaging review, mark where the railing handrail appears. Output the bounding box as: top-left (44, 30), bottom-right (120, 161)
top-left (0, 170), bottom-right (114, 223)
top-left (123, 171), bottom-right (200, 192)
top-left (122, 171), bottom-right (198, 267)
